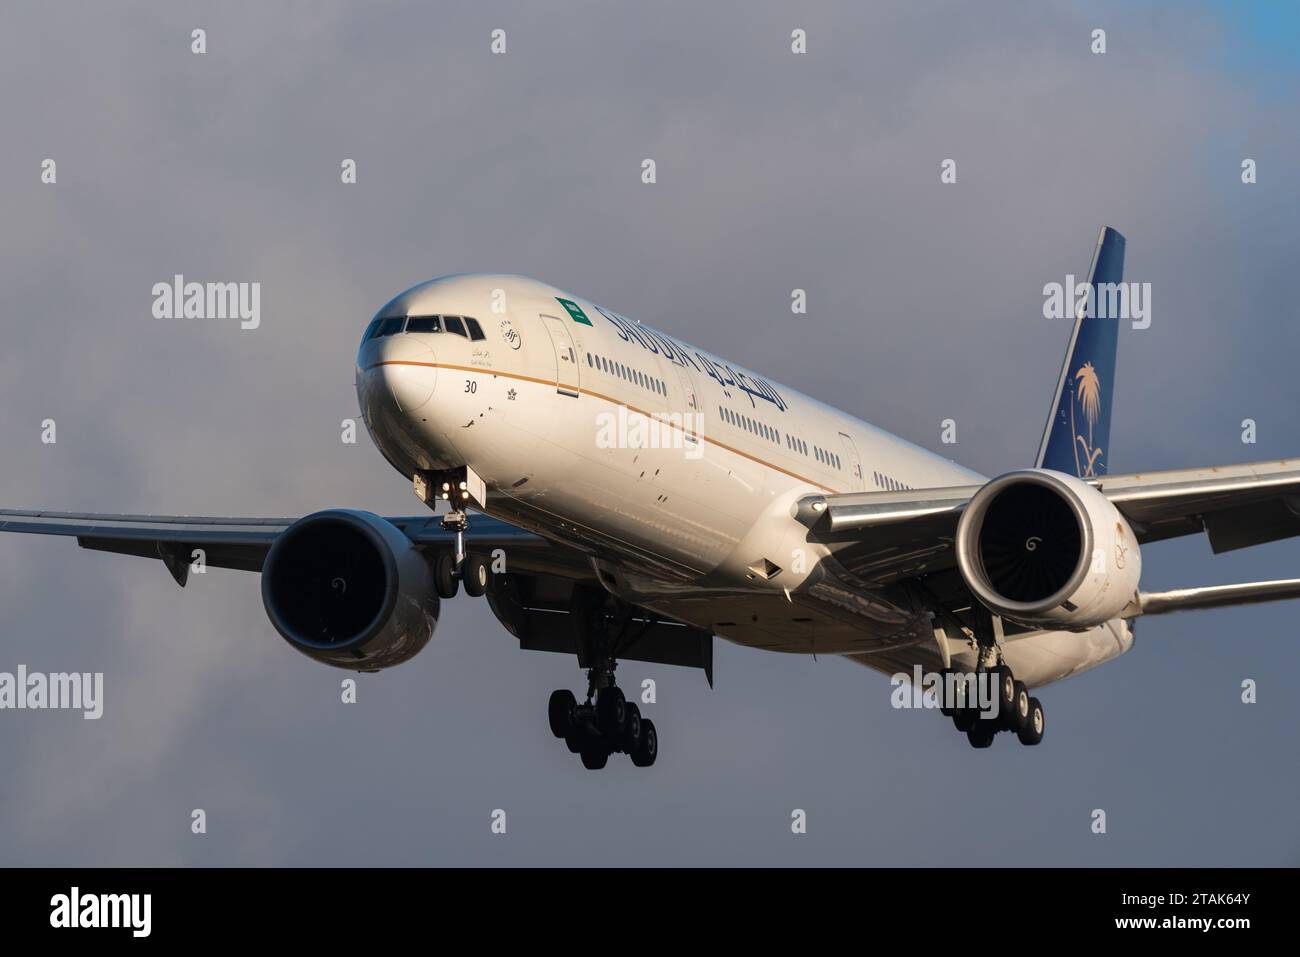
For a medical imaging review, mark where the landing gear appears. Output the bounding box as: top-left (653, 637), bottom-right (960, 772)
top-left (462, 553), bottom-right (489, 597)
top-left (630, 718), bottom-right (658, 767)
top-left (547, 683), bottom-right (656, 769)
top-left (548, 689), bottom-right (577, 739)
top-left (993, 665), bottom-right (1016, 723)
top-left (944, 662), bottom-right (1045, 748)
top-left (596, 684), bottom-right (626, 728)
top-left (434, 553), bottom-right (459, 599)
top-left (1017, 696), bottom-right (1045, 746)
top-left (546, 589), bottom-right (661, 769)
top-left (1007, 680), bottom-right (1031, 733)
top-left (431, 508), bottom-right (491, 599)
top-left (966, 720), bottom-right (996, 749)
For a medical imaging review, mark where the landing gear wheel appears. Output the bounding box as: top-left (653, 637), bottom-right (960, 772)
top-left (434, 553), bottom-right (459, 599)
top-left (938, 668), bottom-right (956, 717)
top-left (1006, 680), bottom-right (1030, 733)
top-left (622, 702), bottom-right (642, 752)
top-left (967, 720), bottom-right (997, 749)
top-left (993, 665), bottom-right (1016, 722)
top-left (548, 689), bottom-right (576, 739)
top-left (1018, 696), bottom-right (1045, 746)
top-left (631, 718), bottom-right (657, 767)
top-left (953, 707), bottom-right (977, 733)
top-left (462, 553), bottom-right (489, 597)
top-left (597, 685), bottom-right (626, 730)
top-left (580, 748), bottom-right (609, 770)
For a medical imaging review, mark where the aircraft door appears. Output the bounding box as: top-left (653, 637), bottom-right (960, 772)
top-left (839, 432), bottom-right (866, 491)
top-left (540, 315), bottom-right (581, 397)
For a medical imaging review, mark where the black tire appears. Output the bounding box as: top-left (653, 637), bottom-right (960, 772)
top-left (622, 702), bottom-right (642, 752)
top-left (1018, 696), bottom-right (1045, 746)
top-left (993, 665), bottom-right (1016, 722)
top-left (434, 553), bottom-right (459, 599)
top-left (597, 685), bottom-right (626, 731)
top-left (580, 748), bottom-right (608, 770)
top-left (564, 732), bottom-right (582, 754)
top-left (967, 720), bottom-right (996, 749)
top-left (631, 718), bottom-right (658, 767)
top-left (547, 689), bottom-right (576, 739)
top-left (938, 668), bottom-right (955, 717)
top-left (462, 553), bottom-right (489, 597)
top-left (1005, 680), bottom-right (1030, 732)
top-left (953, 707), bottom-right (977, 733)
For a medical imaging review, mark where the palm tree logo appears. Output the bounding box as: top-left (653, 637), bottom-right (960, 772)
top-left (1071, 361), bottom-right (1104, 477)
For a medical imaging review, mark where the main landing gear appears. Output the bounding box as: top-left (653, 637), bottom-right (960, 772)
top-left (941, 662), bottom-right (1045, 749)
top-left (432, 508), bottom-right (490, 599)
top-left (546, 590), bottom-right (658, 769)
top-left (548, 685), bottom-right (658, 769)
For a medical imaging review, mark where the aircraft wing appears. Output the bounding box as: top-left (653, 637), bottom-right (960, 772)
top-left (1095, 459), bottom-right (1300, 551)
top-left (800, 458), bottom-right (1300, 610)
top-left (0, 507), bottom-right (714, 675)
top-left (0, 508), bottom-right (594, 585)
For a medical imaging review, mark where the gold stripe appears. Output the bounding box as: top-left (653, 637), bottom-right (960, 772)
top-left (369, 359), bottom-right (840, 493)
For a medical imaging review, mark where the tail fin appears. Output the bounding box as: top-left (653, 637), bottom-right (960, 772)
top-left (1035, 226), bottom-right (1126, 478)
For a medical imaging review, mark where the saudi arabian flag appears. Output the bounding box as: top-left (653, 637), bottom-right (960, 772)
top-left (556, 297), bottom-right (593, 326)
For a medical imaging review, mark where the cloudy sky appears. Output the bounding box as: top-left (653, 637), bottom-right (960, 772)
top-left (1, 0), bottom-right (1297, 865)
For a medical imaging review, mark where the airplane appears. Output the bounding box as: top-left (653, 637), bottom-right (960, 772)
top-left (5, 225), bottom-right (1300, 768)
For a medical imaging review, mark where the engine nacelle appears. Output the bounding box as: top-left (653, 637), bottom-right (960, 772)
top-left (261, 509), bottom-right (439, 670)
top-left (955, 470), bottom-right (1141, 630)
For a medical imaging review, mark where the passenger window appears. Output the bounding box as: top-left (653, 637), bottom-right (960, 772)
top-left (464, 317), bottom-right (486, 341)
top-left (443, 316), bottom-right (467, 338)
top-left (406, 315), bottom-right (442, 334)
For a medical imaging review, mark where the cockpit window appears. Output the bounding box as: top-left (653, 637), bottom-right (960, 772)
top-left (406, 315), bottom-right (442, 334)
top-left (373, 316), bottom-right (406, 339)
top-left (367, 313), bottom-right (486, 341)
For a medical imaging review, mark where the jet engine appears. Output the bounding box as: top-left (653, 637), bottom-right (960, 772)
top-left (955, 470), bottom-right (1141, 629)
top-left (261, 509), bottom-right (439, 670)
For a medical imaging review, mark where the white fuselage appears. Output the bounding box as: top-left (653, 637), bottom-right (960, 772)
top-left (356, 274), bottom-right (1132, 689)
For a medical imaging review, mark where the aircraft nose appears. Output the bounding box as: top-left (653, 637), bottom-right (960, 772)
top-left (361, 336), bottom-right (437, 413)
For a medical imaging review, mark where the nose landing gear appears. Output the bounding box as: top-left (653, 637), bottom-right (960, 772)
top-left (430, 507), bottom-right (491, 599)
top-left (415, 467), bottom-right (492, 599)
